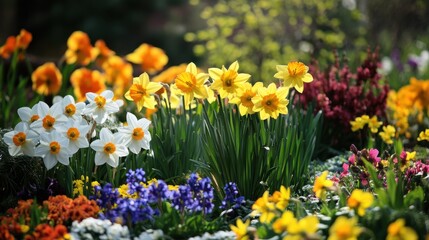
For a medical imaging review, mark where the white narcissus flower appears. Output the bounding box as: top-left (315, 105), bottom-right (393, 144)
top-left (60, 95), bottom-right (85, 120)
top-left (17, 101), bottom-right (43, 124)
top-left (30, 101), bottom-right (68, 134)
top-left (3, 122), bottom-right (38, 156)
top-left (35, 131), bottom-right (72, 170)
top-left (59, 118), bottom-right (90, 154)
top-left (82, 90), bottom-right (121, 124)
top-left (90, 128), bottom-right (129, 168)
top-left (118, 112), bottom-right (152, 154)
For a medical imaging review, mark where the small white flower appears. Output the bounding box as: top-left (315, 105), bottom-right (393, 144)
top-left (90, 128), bottom-right (129, 167)
top-left (35, 130), bottom-right (71, 170)
top-left (3, 122), bottom-right (38, 156)
top-left (118, 112), bottom-right (152, 154)
top-left (17, 101), bottom-right (43, 124)
top-left (83, 90), bottom-right (121, 124)
top-left (59, 118), bottom-right (90, 154)
top-left (30, 101), bottom-right (68, 134)
top-left (61, 95), bottom-right (86, 120)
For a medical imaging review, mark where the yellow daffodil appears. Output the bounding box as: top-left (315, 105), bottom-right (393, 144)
top-left (367, 116), bottom-right (382, 133)
top-left (313, 171), bottom-right (333, 200)
top-left (350, 115), bottom-right (369, 132)
top-left (173, 62), bottom-right (209, 106)
top-left (274, 61), bottom-right (313, 93)
top-left (272, 210), bottom-right (296, 234)
top-left (269, 185), bottom-right (291, 210)
top-left (417, 129), bottom-right (429, 141)
top-left (252, 83), bottom-right (289, 120)
top-left (386, 219), bottom-right (418, 240)
top-left (379, 125), bottom-right (396, 144)
top-left (230, 218), bottom-right (250, 240)
top-left (251, 191), bottom-right (276, 223)
top-left (126, 43), bottom-right (168, 73)
top-left (209, 61), bottom-right (251, 99)
top-left (125, 72), bottom-right (163, 111)
top-left (287, 215), bottom-right (319, 237)
top-left (347, 189), bottom-right (374, 216)
top-left (229, 82), bottom-right (263, 116)
top-left (328, 216), bottom-right (361, 240)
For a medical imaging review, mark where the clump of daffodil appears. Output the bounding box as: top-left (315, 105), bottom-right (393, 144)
top-left (350, 115), bottom-right (369, 132)
top-left (347, 189), bottom-right (374, 216)
top-left (251, 191), bottom-right (277, 223)
top-left (173, 62), bottom-right (209, 107)
top-left (379, 125), bottom-right (396, 144)
top-left (209, 60), bottom-right (251, 99)
top-left (417, 129), bottom-right (429, 141)
top-left (386, 219), bottom-right (418, 240)
top-left (273, 211), bottom-right (319, 239)
top-left (269, 185), bottom-right (291, 210)
top-left (230, 218), bottom-right (251, 240)
top-left (252, 83), bottom-right (289, 120)
top-left (229, 82), bottom-right (263, 116)
top-left (274, 61), bottom-right (313, 93)
top-left (313, 171), bottom-right (334, 200)
top-left (328, 216), bottom-right (362, 240)
top-left (125, 72), bottom-right (163, 112)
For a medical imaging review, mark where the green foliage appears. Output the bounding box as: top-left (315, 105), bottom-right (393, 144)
top-left (200, 99), bottom-right (321, 200)
top-left (186, 0), bottom-right (366, 82)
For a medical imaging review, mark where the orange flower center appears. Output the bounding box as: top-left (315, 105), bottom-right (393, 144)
top-left (67, 128), bottom-right (80, 140)
top-left (176, 72), bottom-right (197, 93)
top-left (336, 225), bottom-right (352, 238)
top-left (12, 132), bottom-right (26, 146)
top-left (287, 62), bottom-right (307, 77)
top-left (129, 84), bottom-right (146, 102)
top-left (241, 91), bottom-right (256, 108)
top-left (347, 197), bottom-right (359, 208)
top-left (132, 127), bottom-right (145, 140)
top-left (103, 142), bottom-right (116, 154)
top-left (261, 94), bottom-right (279, 112)
top-left (30, 115), bottom-right (40, 123)
top-left (64, 104), bottom-right (76, 117)
top-left (94, 95), bottom-right (106, 108)
top-left (221, 70), bottom-right (238, 88)
top-left (42, 115), bottom-right (56, 130)
top-left (50, 141), bottom-right (61, 154)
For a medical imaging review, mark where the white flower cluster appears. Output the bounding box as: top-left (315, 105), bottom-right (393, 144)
top-left (70, 217), bottom-right (130, 240)
top-left (188, 230), bottom-right (236, 240)
top-left (3, 90), bottom-right (152, 169)
top-left (133, 229), bottom-right (165, 240)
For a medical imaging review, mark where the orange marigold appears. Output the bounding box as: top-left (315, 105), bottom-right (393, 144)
top-left (67, 195), bottom-right (99, 222)
top-left (102, 56), bottom-right (132, 99)
top-left (44, 195), bottom-right (73, 225)
top-left (126, 43), bottom-right (168, 73)
top-left (65, 31), bottom-right (98, 66)
top-left (70, 68), bottom-right (106, 102)
top-left (32, 62), bottom-right (63, 96)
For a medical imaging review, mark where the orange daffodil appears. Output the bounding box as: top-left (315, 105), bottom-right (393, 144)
top-left (173, 62), bottom-right (209, 107)
top-left (253, 83), bottom-right (289, 120)
top-left (65, 31), bottom-right (98, 66)
top-left (125, 72), bottom-right (163, 111)
top-left (126, 43), bottom-right (168, 73)
top-left (32, 62), bottom-right (63, 96)
top-left (274, 61), bottom-right (313, 93)
top-left (70, 68), bottom-right (106, 102)
top-left (0, 29), bottom-right (32, 59)
top-left (209, 61), bottom-right (251, 99)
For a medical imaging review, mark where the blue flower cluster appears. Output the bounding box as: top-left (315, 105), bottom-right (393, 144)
top-left (220, 182), bottom-right (245, 210)
top-left (90, 169), bottom-right (222, 225)
top-left (170, 173), bottom-right (214, 214)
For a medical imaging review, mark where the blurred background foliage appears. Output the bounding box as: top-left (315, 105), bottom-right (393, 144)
top-left (1, 0), bottom-right (429, 80)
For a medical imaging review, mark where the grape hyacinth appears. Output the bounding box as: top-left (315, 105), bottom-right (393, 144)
top-left (220, 182), bottom-right (245, 210)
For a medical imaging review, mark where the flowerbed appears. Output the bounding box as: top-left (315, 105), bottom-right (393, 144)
top-left (0, 28), bottom-right (429, 240)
